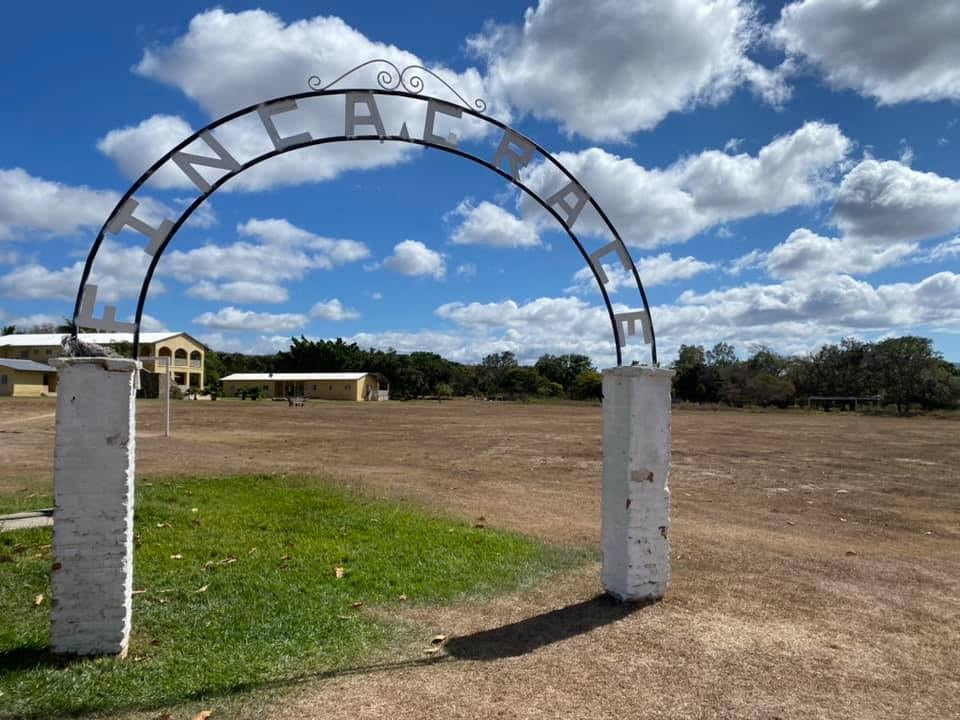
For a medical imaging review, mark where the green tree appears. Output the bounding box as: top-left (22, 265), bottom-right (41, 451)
top-left (869, 336), bottom-right (955, 413)
top-left (2, 325), bottom-right (16, 336)
top-left (672, 345), bottom-right (709, 402)
top-left (477, 351), bottom-right (518, 396)
top-left (534, 354), bottom-right (595, 393)
top-left (570, 369), bottom-right (603, 400)
top-left (705, 342), bottom-right (737, 367)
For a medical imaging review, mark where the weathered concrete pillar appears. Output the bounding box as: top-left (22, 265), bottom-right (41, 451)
top-left (49, 357), bottom-right (139, 657)
top-left (601, 365), bottom-right (674, 602)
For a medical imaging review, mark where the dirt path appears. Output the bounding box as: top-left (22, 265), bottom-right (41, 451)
top-left (2, 397), bottom-right (958, 718)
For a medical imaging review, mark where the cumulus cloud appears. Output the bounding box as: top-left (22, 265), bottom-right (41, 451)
top-left (100, 9), bottom-right (497, 191)
top-left (764, 228), bottom-right (917, 279)
top-left (520, 122), bottom-right (851, 247)
top-left (0, 168), bottom-right (117, 238)
top-left (310, 299), bottom-right (360, 321)
top-left (193, 306), bottom-right (309, 332)
top-left (186, 280), bottom-right (289, 304)
top-left (832, 159), bottom-right (960, 243)
top-left (0, 239), bottom-right (164, 302)
top-left (449, 200), bottom-right (541, 248)
top-left (383, 240), bottom-right (446, 279)
top-left (162, 217), bottom-right (368, 286)
top-left (471, 0), bottom-right (786, 141)
top-left (773, 0), bottom-right (960, 105)
top-left (568, 253), bottom-right (716, 295)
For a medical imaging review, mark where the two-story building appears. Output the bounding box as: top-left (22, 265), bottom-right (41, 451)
top-left (0, 332), bottom-right (207, 391)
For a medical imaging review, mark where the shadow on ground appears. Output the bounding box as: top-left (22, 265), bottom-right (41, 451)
top-left (445, 594), bottom-right (653, 661)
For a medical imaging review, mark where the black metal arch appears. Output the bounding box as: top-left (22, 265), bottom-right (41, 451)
top-left (73, 84), bottom-right (657, 366)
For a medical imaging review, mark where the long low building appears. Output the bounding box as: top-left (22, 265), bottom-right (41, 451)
top-left (221, 372), bottom-right (387, 401)
top-left (0, 358), bottom-right (57, 396)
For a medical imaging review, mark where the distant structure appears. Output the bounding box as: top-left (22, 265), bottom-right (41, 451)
top-left (807, 395), bottom-right (882, 411)
top-left (220, 372), bottom-right (387, 401)
top-left (0, 332), bottom-right (206, 392)
top-left (0, 358), bottom-right (57, 396)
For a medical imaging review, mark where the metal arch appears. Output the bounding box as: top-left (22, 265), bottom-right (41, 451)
top-left (73, 88), bottom-right (658, 366)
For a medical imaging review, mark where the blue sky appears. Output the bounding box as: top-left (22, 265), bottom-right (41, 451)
top-left (1, 0), bottom-right (958, 366)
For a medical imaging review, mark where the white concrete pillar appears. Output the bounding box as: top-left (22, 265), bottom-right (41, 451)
top-left (601, 366), bottom-right (675, 602)
top-left (49, 357), bottom-right (140, 657)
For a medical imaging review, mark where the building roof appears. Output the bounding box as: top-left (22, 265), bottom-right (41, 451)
top-left (0, 358), bottom-right (57, 373)
top-left (0, 332), bottom-right (195, 348)
top-left (221, 372), bottom-right (370, 382)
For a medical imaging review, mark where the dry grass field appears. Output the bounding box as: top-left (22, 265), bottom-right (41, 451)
top-left (1, 396), bottom-right (959, 719)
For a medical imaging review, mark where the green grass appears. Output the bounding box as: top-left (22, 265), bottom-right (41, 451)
top-left (0, 475), bottom-right (586, 719)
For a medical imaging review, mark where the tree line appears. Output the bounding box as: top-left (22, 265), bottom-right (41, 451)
top-left (206, 337), bottom-right (604, 401)
top-left (672, 337), bottom-right (960, 413)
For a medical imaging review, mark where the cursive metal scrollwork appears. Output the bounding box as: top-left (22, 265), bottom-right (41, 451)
top-left (308, 58), bottom-right (487, 112)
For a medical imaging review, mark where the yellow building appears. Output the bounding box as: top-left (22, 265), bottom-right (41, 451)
top-left (221, 372), bottom-right (385, 401)
top-left (0, 332), bottom-right (207, 390)
top-left (0, 358), bottom-right (57, 396)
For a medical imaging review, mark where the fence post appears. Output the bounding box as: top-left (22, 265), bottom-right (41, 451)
top-left (601, 365), bottom-right (675, 602)
top-left (49, 356), bottom-right (139, 657)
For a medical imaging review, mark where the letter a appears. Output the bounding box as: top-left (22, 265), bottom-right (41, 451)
top-left (345, 92), bottom-right (386, 138)
top-left (545, 181), bottom-right (589, 230)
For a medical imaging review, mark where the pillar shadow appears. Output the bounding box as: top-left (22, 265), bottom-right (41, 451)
top-left (0, 645), bottom-right (84, 672)
top-left (444, 594), bottom-right (656, 661)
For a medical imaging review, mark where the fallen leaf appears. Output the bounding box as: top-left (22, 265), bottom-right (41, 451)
top-left (192, 711), bottom-right (213, 720)
top-left (424, 647), bottom-right (439, 654)
top-left (195, 585), bottom-right (209, 594)
top-left (431, 634), bottom-right (447, 645)
top-left (398, 594), bottom-right (408, 601)
top-left (132, 589), bottom-right (147, 596)
top-left (34, 594), bottom-right (44, 606)
top-left (335, 566), bottom-right (345, 579)
top-left (150, 638), bottom-right (161, 646)
top-left (786, 521), bottom-right (796, 526)
top-left (845, 550), bottom-right (858, 557)
top-left (839, 517), bottom-right (847, 523)
top-left (191, 508), bottom-right (199, 513)
top-left (280, 555), bottom-right (291, 561)
top-left (474, 516), bottom-right (486, 528)
top-left (351, 601), bottom-right (364, 609)
top-left (248, 547), bottom-right (258, 555)
top-left (156, 522), bottom-right (171, 529)
top-left (170, 554), bottom-right (183, 560)
top-left (157, 713), bottom-right (174, 720)
top-left (37, 544), bottom-right (51, 550)
top-left (220, 557), bottom-right (237, 566)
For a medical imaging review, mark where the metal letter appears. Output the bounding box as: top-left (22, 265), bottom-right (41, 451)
top-left (76, 284), bottom-right (135, 333)
top-left (614, 310), bottom-right (652, 346)
top-left (171, 130), bottom-right (241, 192)
top-left (493, 129), bottom-right (535, 181)
top-left (344, 92), bottom-right (386, 138)
top-left (545, 181), bottom-right (589, 229)
top-left (257, 99), bottom-right (312, 151)
top-left (589, 240), bottom-right (634, 285)
top-left (423, 99), bottom-right (461, 149)
top-left (105, 198), bottom-right (174, 256)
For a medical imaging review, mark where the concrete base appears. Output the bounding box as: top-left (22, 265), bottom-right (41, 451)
top-left (601, 365), bottom-right (674, 602)
top-left (49, 357), bottom-right (139, 657)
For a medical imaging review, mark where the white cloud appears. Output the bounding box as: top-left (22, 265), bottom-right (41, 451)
top-left (187, 280), bottom-right (289, 303)
top-left (192, 306), bottom-right (308, 332)
top-left (0, 239), bottom-right (164, 302)
top-left (161, 217), bottom-right (368, 285)
top-left (0, 168), bottom-right (117, 238)
top-left (3, 313), bottom-right (64, 330)
top-left (449, 200), bottom-right (541, 248)
top-left (520, 122), bottom-right (851, 247)
top-left (310, 299), bottom-right (359, 321)
top-left (568, 253), bottom-right (715, 295)
top-left (101, 9), bottom-right (497, 192)
top-left (832, 159), bottom-right (960, 243)
top-left (472, 0), bottom-right (786, 141)
top-left (773, 0), bottom-right (960, 105)
top-left (920, 237), bottom-right (960, 263)
top-left (383, 240), bottom-right (446, 280)
top-left (764, 228), bottom-right (917, 279)
top-left (135, 313), bottom-right (170, 332)
top-left (197, 331), bottom-right (292, 354)
top-left (237, 218), bottom-right (369, 264)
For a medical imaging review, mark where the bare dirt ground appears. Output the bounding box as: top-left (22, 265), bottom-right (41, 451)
top-left (2, 396), bottom-right (959, 719)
